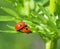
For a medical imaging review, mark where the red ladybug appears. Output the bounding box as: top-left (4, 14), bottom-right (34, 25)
top-left (15, 22), bottom-right (25, 30)
top-left (20, 26), bottom-right (31, 33)
top-left (15, 22), bottom-right (31, 33)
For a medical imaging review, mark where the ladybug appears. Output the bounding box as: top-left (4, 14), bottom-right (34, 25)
top-left (15, 22), bottom-right (26, 30)
top-left (20, 26), bottom-right (31, 33)
top-left (15, 22), bottom-right (31, 33)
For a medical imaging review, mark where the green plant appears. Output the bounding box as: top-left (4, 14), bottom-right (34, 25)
top-left (0, 0), bottom-right (60, 49)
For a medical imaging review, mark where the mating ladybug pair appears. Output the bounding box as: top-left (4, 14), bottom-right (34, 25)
top-left (15, 22), bottom-right (31, 33)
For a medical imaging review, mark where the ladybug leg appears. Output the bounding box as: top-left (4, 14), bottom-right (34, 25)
top-left (30, 31), bottom-right (32, 33)
top-left (17, 30), bottom-right (20, 32)
top-left (26, 31), bottom-right (32, 34)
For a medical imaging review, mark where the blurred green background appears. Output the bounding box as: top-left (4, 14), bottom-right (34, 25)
top-left (0, 0), bottom-right (60, 49)
top-left (0, 32), bottom-right (45, 49)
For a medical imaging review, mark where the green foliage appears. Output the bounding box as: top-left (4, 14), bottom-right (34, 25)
top-left (49, 0), bottom-right (56, 15)
top-left (56, 19), bottom-right (60, 29)
top-left (0, 16), bottom-right (14, 21)
top-left (0, 0), bottom-right (59, 40)
top-left (0, 0), bottom-right (60, 49)
top-left (1, 7), bottom-right (19, 18)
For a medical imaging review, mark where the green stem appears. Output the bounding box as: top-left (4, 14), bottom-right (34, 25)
top-left (46, 39), bottom-right (57, 49)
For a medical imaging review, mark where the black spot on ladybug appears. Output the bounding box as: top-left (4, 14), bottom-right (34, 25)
top-left (25, 28), bottom-right (28, 30)
top-left (20, 24), bottom-right (22, 26)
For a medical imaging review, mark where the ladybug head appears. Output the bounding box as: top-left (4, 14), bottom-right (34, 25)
top-left (15, 22), bottom-right (26, 30)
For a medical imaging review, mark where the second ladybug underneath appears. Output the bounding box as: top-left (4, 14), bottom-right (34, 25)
top-left (15, 22), bottom-right (31, 33)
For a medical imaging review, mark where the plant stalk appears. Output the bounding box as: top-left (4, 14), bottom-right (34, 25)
top-left (45, 39), bottom-right (57, 49)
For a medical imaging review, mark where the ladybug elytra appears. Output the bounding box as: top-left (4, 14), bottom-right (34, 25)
top-left (15, 22), bottom-right (25, 30)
